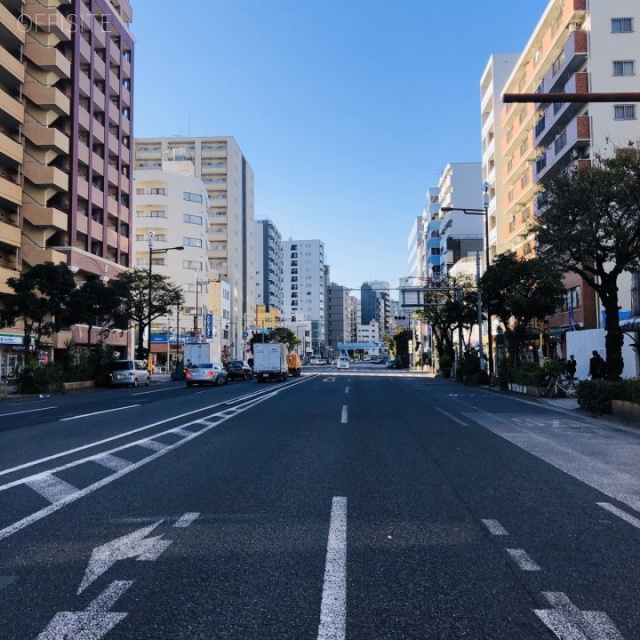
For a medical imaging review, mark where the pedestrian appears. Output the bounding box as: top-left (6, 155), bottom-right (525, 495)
top-left (565, 354), bottom-right (577, 380)
top-left (589, 350), bottom-right (606, 379)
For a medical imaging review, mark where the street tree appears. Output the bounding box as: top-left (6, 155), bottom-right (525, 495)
top-left (66, 279), bottom-right (127, 345)
top-left (110, 269), bottom-right (184, 360)
top-left (532, 149), bottom-right (640, 378)
top-left (414, 276), bottom-right (478, 373)
top-left (480, 251), bottom-right (565, 362)
top-left (0, 261), bottom-right (77, 360)
top-left (249, 327), bottom-right (300, 353)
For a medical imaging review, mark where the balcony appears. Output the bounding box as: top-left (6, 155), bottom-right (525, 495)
top-left (23, 159), bottom-right (69, 190)
top-left (22, 201), bottom-right (68, 231)
top-left (0, 130), bottom-right (23, 164)
top-left (0, 43), bottom-right (25, 84)
top-left (0, 265), bottom-right (19, 294)
top-left (535, 72), bottom-right (589, 147)
top-left (22, 81), bottom-right (70, 116)
top-left (23, 6), bottom-right (72, 41)
top-left (541, 29), bottom-right (588, 97)
top-left (20, 241), bottom-right (66, 268)
top-left (0, 174), bottom-right (21, 205)
top-left (535, 115), bottom-right (591, 181)
top-left (0, 218), bottom-right (20, 248)
top-left (23, 120), bottom-right (70, 154)
top-left (0, 89), bottom-right (24, 124)
top-left (0, 4), bottom-right (26, 44)
top-left (24, 42), bottom-right (71, 79)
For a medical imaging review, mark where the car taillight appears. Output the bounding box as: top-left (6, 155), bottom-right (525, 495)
top-left (185, 371), bottom-right (191, 378)
top-left (206, 371), bottom-right (214, 377)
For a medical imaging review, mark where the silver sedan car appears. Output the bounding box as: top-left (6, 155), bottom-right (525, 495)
top-left (185, 362), bottom-right (229, 387)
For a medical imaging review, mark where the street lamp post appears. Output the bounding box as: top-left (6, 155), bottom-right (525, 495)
top-left (441, 186), bottom-right (493, 377)
top-left (147, 230), bottom-right (184, 374)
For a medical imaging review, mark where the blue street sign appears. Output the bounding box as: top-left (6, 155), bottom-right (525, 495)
top-left (205, 314), bottom-right (213, 340)
top-left (242, 331), bottom-right (249, 339)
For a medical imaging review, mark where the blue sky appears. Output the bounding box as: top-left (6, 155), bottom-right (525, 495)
top-left (133, 0), bottom-right (549, 294)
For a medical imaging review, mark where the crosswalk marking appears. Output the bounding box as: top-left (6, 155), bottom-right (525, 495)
top-left (94, 455), bottom-right (131, 472)
top-left (25, 474), bottom-right (77, 504)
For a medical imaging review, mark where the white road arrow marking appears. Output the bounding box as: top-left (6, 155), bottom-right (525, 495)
top-left (535, 592), bottom-right (625, 639)
top-left (37, 580), bottom-right (133, 640)
top-left (78, 521), bottom-right (172, 594)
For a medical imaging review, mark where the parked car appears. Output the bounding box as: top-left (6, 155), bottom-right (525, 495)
top-left (386, 360), bottom-right (397, 369)
top-left (224, 360), bottom-right (253, 380)
top-left (109, 359), bottom-right (150, 388)
top-left (185, 362), bottom-right (228, 387)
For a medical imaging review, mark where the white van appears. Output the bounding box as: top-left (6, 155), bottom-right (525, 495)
top-left (337, 356), bottom-right (350, 370)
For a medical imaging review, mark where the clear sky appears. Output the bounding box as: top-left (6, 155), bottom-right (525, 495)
top-left (132, 0), bottom-right (549, 295)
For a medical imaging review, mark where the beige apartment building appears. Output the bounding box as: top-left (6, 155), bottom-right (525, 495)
top-left (1, 0), bottom-right (134, 375)
top-left (486, 0), bottom-right (640, 338)
top-left (134, 138), bottom-right (255, 360)
top-left (134, 161), bottom-right (235, 367)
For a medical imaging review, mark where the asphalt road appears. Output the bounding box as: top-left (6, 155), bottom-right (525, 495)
top-left (1, 369), bottom-right (640, 638)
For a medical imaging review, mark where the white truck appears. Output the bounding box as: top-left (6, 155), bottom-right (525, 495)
top-left (183, 343), bottom-right (216, 367)
top-left (253, 343), bottom-right (288, 382)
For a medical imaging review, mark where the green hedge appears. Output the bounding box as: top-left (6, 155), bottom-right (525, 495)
top-left (575, 378), bottom-right (640, 414)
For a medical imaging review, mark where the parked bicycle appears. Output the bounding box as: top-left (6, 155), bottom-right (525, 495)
top-left (537, 372), bottom-right (579, 398)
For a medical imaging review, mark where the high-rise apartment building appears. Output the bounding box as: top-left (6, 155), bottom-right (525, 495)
top-left (283, 239), bottom-right (326, 355)
top-left (134, 137), bottom-right (255, 354)
top-left (480, 53), bottom-right (520, 265)
top-left (360, 281), bottom-right (391, 334)
top-left (492, 0), bottom-right (640, 334)
top-left (326, 282), bottom-right (350, 354)
top-left (254, 218), bottom-right (283, 313)
top-left (437, 163), bottom-right (484, 277)
top-left (1, 1), bottom-right (134, 370)
top-left (133, 161), bottom-right (215, 366)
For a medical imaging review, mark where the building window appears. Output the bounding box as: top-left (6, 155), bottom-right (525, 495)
top-left (554, 130), bottom-right (567, 153)
top-left (183, 191), bottom-right (203, 203)
top-left (613, 60), bottom-right (635, 76)
top-left (183, 260), bottom-right (203, 270)
top-left (614, 104), bottom-right (636, 120)
top-left (612, 18), bottom-right (633, 33)
top-left (183, 214), bottom-right (203, 225)
top-left (150, 188), bottom-right (166, 195)
top-left (183, 237), bottom-right (202, 248)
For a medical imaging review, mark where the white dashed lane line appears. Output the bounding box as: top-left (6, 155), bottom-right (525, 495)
top-left (341, 406), bottom-right (348, 424)
top-left (481, 519), bottom-right (509, 536)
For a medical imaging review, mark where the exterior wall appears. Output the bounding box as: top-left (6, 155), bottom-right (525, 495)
top-left (254, 218), bottom-right (283, 312)
top-left (133, 162), bottom-right (211, 358)
top-left (1, 0), bottom-right (134, 366)
top-left (480, 53), bottom-right (520, 262)
top-left (425, 186), bottom-right (442, 279)
top-left (407, 216), bottom-right (424, 280)
top-left (497, 0), bottom-right (640, 333)
top-left (327, 283), bottom-right (349, 352)
top-left (134, 137), bottom-right (256, 355)
top-left (437, 163), bottom-right (483, 276)
top-left (282, 239), bottom-right (326, 350)
top-left (357, 321), bottom-right (380, 344)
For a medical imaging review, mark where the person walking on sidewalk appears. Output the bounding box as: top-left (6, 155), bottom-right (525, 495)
top-left (565, 354), bottom-right (577, 380)
top-left (589, 350), bottom-right (606, 379)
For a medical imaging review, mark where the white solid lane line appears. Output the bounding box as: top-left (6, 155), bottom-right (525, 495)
top-left (434, 406), bottom-right (468, 426)
top-left (598, 502), bottom-right (640, 530)
top-left (317, 496), bottom-right (347, 640)
top-left (481, 519), bottom-right (509, 536)
top-left (0, 406), bottom-right (57, 418)
top-left (341, 405), bottom-right (348, 424)
top-left (505, 548), bottom-right (541, 571)
top-left (60, 405), bottom-right (140, 422)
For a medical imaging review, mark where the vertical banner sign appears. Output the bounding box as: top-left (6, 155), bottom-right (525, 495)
top-left (205, 314), bottom-right (213, 340)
